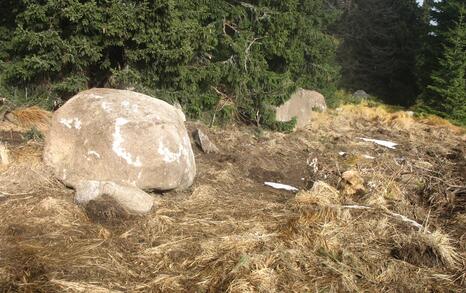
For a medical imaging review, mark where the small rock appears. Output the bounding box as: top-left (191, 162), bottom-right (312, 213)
top-left (193, 129), bottom-right (219, 154)
top-left (415, 161), bottom-right (433, 169)
top-left (341, 170), bottom-right (365, 196)
top-left (352, 90), bottom-right (370, 101)
top-left (406, 111), bottom-right (415, 117)
top-left (75, 180), bottom-right (154, 215)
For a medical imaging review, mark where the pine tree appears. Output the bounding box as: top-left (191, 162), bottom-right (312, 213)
top-left (416, 0), bottom-right (437, 90)
top-left (0, 0), bottom-right (341, 129)
top-left (426, 2), bottom-right (466, 125)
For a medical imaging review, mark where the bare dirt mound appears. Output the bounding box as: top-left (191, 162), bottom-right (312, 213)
top-left (0, 105), bottom-right (465, 292)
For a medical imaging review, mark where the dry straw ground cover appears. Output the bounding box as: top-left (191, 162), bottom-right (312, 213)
top-left (0, 105), bottom-right (465, 292)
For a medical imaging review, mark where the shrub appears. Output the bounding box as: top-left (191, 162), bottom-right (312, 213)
top-left (0, 0), bottom-right (340, 129)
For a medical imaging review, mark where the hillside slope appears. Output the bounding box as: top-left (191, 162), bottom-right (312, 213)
top-left (0, 105), bottom-right (465, 292)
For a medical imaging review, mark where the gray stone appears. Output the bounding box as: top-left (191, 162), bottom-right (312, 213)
top-left (193, 129), bottom-right (219, 154)
top-left (275, 88), bottom-right (327, 129)
top-left (352, 90), bottom-right (370, 101)
top-left (44, 88), bottom-right (196, 214)
top-left (75, 180), bottom-right (154, 214)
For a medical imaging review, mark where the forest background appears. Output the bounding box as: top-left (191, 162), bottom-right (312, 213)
top-left (0, 0), bottom-right (464, 127)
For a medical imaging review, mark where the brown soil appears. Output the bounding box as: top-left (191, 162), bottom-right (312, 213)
top-left (0, 105), bottom-right (465, 292)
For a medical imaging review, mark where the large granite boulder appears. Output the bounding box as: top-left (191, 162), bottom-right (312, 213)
top-left (275, 88), bottom-right (327, 129)
top-left (44, 88), bottom-right (196, 214)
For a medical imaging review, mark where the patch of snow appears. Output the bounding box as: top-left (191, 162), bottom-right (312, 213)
top-left (112, 118), bottom-right (142, 167)
top-left (359, 137), bottom-right (398, 149)
top-left (362, 155), bottom-right (376, 159)
top-left (264, 182), bottom-right (299, 192)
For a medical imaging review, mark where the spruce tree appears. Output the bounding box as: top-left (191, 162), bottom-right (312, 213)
top-left (0, 0), bottom-right (341, 129)
top-left (426, 2), bottom-right (466, 125)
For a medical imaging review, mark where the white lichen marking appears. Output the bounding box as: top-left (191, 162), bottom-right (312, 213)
top-left (60, 118), bottom-right (82, 129)
top-left (101, 101), bottom-right (112, 113)
top-left (158, 140), bottom-right (182, 163)
top-left (88, 93), bottom-right (103, 99)
top-left (112, 118), bottom-right (142, 167)
top-left (122, 100), bottom-right (130, 108)
top-left (87, 151), bottom-right (101, 159)
top-left (121, 100), bottom-right (139, 113)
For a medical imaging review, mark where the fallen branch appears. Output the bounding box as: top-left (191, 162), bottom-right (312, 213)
top-left (340, 204), bottom-right (429, 233)
top-left (0, 190), bottom-right (35, 196)
top-left (244, 37), bottom-right (263, 72)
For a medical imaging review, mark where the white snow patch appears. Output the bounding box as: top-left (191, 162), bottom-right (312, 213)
top-left (362, 155), bottom-right (376, 160)
top-left (60, 118), bottom-right (81, 129)
top-left (158, 140), bottom-right (182, 163)
top-left (112, 118), bottom-right (142, 167)
top-left (264, 182), bottom-right (299, 192)
top-left (359, 137), bottom-right (398, 149)
top-left (87, 151), bottom-right (101, 159)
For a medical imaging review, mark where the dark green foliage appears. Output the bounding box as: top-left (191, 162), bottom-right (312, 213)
top-left (24, 126), bottom-right (44, 142)
top-left (0, 0), bottom-right (340, 129)
top-left (417, 0), bottom-right (466, 126)
top-left (336, 0), bottom-right (423, 106)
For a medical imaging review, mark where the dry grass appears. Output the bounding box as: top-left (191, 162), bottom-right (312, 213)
top-left (6, 106), bottom-right (51, 133)
top-left (0, 104), bottom-right (465, 292)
